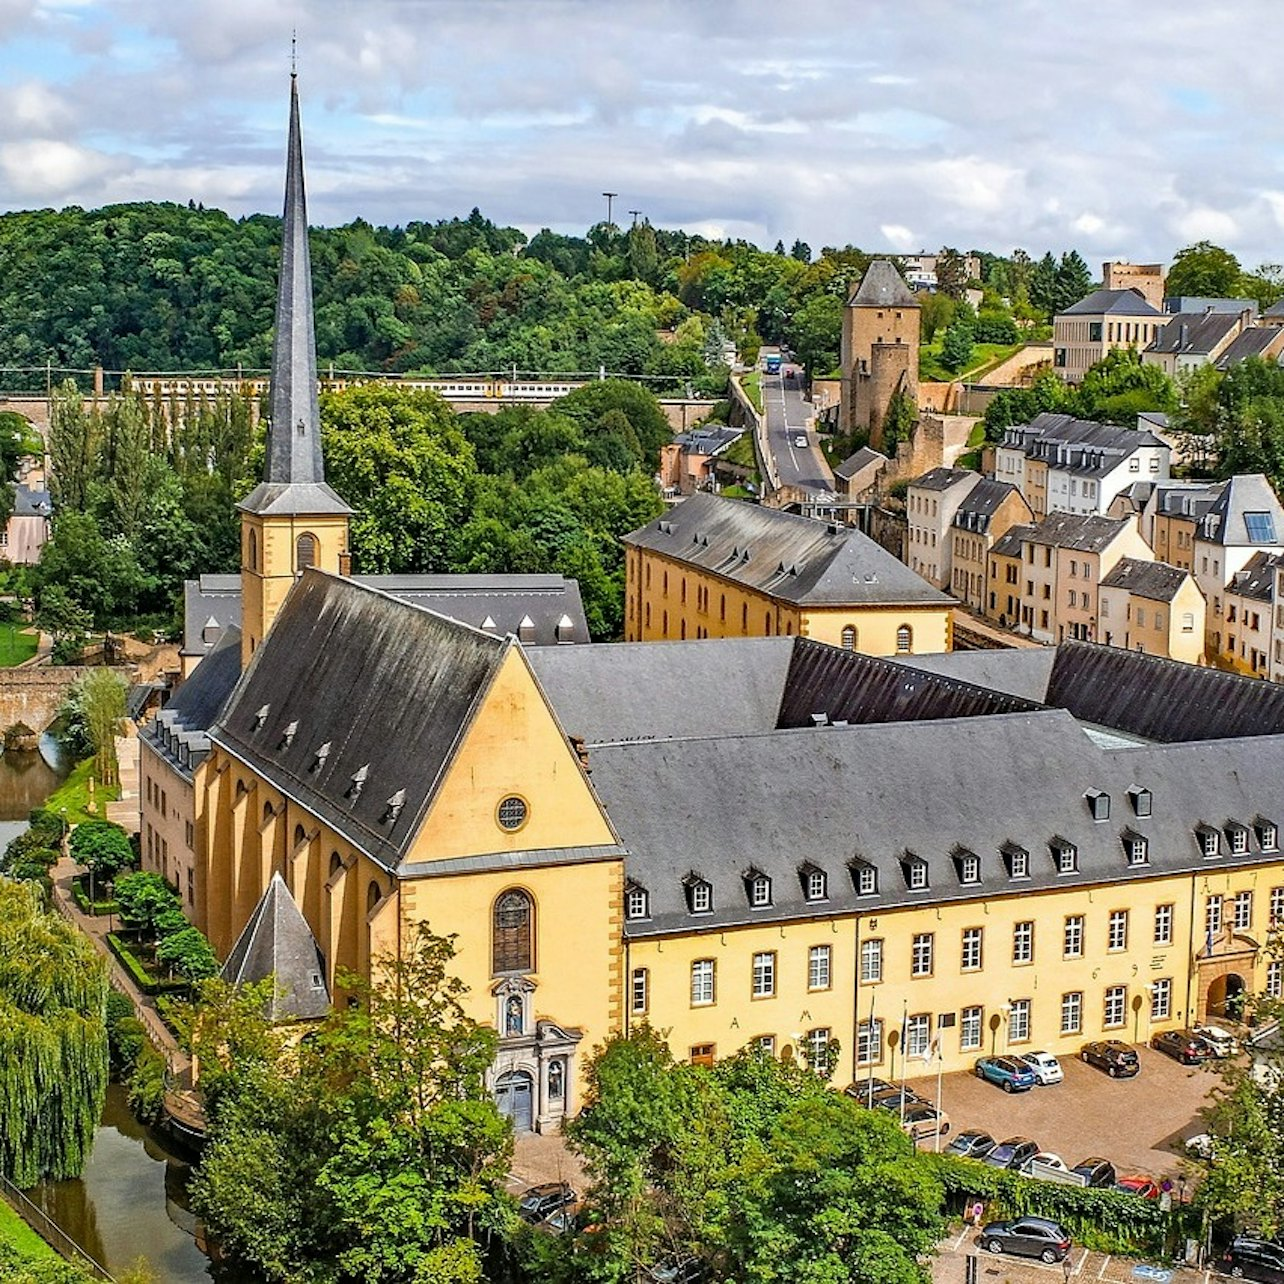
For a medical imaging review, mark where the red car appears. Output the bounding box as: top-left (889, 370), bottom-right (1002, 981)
top-left (1116, 1175), bottom-right (1161, 1200)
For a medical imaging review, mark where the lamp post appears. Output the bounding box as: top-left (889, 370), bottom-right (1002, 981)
top-left (105, 880), bottom-right (114, 934)
top-left (602, 192), bottom-right (618, 227)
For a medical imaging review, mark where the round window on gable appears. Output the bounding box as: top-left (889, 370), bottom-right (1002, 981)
top-left (497, 795), bottom-right (529, 832)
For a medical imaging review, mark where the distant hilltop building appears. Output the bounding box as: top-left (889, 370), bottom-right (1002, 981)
top-left (1103, 261), bottom-right (1167, 311)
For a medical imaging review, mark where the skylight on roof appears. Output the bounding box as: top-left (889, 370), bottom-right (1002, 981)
top-left (1244, 511), bottom-right (1277, 542)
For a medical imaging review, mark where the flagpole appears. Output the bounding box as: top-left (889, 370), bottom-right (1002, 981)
top-left (935, 1038), bottom-right (945, 1153)
top-left (866, 985), bottom-right (876, 1098)
top-left (899, 998), bottom-right (909, 1124)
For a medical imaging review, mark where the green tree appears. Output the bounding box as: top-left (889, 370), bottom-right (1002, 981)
top-left (1029, 251), bottom-right (1059, 315)
top-left (77, 669), bottom-right (126, 788)
top-left (113, 871), bottom-right (181, 941)
top-left (1072, 347), bottom-right (1177, 424)
top-left (1167, 240), bottom-right (1243, 299)
top-left (36, 585), bottom-right (92, 664)
top-left (1052, 250), bottom-right (1093, 312)
top-left (938, 319), bottom-right (975, 374)
top-left (47, 381), bottom-right (97, 514)
top-left (917, 290), bottom-right (956, 343)
top-left (555, 380), bottom-right (672, 466)
top-left (68, 821), bottom-right (133, 881)
top-left (881, 388), bottom-right (916, 454)
top-left (155, 926), bottom-right (219, 983)
top-left (0, 879), bottom-right (108, 1185)
top-left (787, 293), bottom-right (843, 377)
top-left (935, 247), bottom-right (967, 299)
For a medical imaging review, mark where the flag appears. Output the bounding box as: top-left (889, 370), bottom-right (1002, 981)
top-left (1206, 922), bottom-right (1216, 956)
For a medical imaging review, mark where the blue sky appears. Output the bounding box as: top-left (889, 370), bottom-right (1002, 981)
top-left (0, 0), bottom-right (1280, 268)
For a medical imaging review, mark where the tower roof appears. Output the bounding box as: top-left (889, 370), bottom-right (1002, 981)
top-left (240, 75), bottom-right (351, 517)
top-left (848, 260), bottom-right (919, 308)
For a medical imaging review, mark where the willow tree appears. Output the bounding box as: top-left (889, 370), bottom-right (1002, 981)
top-left (0, 879), bottom-right (109, 1185)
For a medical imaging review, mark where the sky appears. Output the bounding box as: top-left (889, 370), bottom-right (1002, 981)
top-left (0, 0), bottom-right (1282, 268)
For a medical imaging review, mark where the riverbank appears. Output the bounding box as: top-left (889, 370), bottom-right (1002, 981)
top-left (0, 1196), bottom-right (60, 1263)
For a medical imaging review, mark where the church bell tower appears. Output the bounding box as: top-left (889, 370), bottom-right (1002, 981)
top-left (239, 74), bottom-right (352, 669)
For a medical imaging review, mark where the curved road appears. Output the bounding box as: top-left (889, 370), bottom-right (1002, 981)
top-left (763, 366), bottom-right (835, 495)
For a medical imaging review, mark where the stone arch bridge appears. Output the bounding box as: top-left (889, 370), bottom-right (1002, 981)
top-left (0, 667), bottom-right (133, 735)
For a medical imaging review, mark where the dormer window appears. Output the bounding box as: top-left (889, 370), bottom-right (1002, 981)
top-left (518, 615), bottom-right (536, 643)
top-left (1197, 825), bottom-right (1220, 859)
top-left (850, 860), bottom-right (877, 897)
top-left (555, 614), bottom-right (575, 644)
top-left (685, 875), bottom-right (713, 915)
top-left (310, 742), bottom-right (331, 773)
top-left (625, 882), bottom-right (650, 921)
top-left (1085, 790), bottom-right (1110, 822)
top-left (1122, 829), bottom-right (1149, 867)
top-left (954, 848), bottom-right (981, 886)
top-left (902, 853), bottom-right (929, 892)
top-left (745, 870), bottom-right (772, 908)
top-left (1051, 838), bottom-right (1078, 875)
top-left (1226, 822), bottom-right (1249, 855)
top-left (800, 864), bottom-right (828, 902)
top-left (1255, 817), bottom-right (1278, 852)
top-left (1128, 786), bottom-right (1152, 818)
top-left (280, 720), bottom-right (298, 748)
top-left (381, 789), bottom-right (406, 826)
top-left (1002, 842), bottom-right (1030, 880)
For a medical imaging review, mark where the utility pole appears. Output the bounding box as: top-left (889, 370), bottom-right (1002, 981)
top-left (628, 209), bottom-right (641, 226)
top-left (602, 192), bottom-right (618, 227)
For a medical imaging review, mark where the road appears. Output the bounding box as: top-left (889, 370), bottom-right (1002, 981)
top-left (762, 365), bottom-right (835, 495)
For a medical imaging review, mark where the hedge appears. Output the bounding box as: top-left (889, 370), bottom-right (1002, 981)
top-left (71, 876), bottom-right (118, 917)
top-left (926, 1152), bottom-right (1187, 1256)
top-left (105, 932), bottom-right (187, 997)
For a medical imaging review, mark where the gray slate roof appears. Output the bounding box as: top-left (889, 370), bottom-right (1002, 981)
top-left (833, 446), bottom-right (887, 482)
top-left (622, 492), bottom-right (952, 607)
top-left (181, 573), bottom-right (243, 659)
top-left (894, 648), bottom-right (1057, 704)
top-left (1217, 328), bottom-right (1283, 369)
top-left (1026, 511), bottom-right (1129, 554)
top-left (1196, 474), bottom-right (1284, 547)
top-left (1164, 297), bottom-right (1258, 316)
top-left (1227, 550), bottom-right (1284, 603)
top-left (12, 485), bottom-right (50, 517)
top-left (1148, 311), bottom-right (1241, 356)
top-left (1001, 413), bottom-right (1167, 478)
top-left (221, 872), bottom-right (330, 1021)
top-left (145, 626), bottom-right (244, 779)
top-left (911, 467), bottom-right (976, 493)
top-left (673, 425), bottom-right (743, 455)
top-left (953, 479), bottom-right (1025, 534)
top-left (1060, 288), bottom-right (1162, 317)
top-left (1099, 556), bottom-right (1189, 603)
top-left (848, 260), bottom-right (918, 308)
top-left (991, 523), bottom-right (1036, 558)
top-left (1149, 481), bottom-right (1224, 519)
top-left (213, 571), bottom-right (510, 870)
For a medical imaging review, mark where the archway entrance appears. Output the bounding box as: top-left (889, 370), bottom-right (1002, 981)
top-left (1207, 973), bottom-right (1246, 1020)
top-left (495, 1070), bottom-right (534, 1132)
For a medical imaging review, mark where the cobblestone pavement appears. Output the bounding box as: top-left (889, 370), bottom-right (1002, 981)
top-left (506, 1127), bottom-right (587, 1196)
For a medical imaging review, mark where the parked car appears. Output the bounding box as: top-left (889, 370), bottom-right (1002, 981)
top-left (1116, 1175), bottom-right (1161, 1200)
top-left (1080, 1040), bottom-right (1140, 1077)
top-left (518, 1182), bottom-right (577, 1224)
top-left (898, 1101), bottom-right (950, 1141)
top-left (978, 1216), bottom-right (1072, 1264)
top-left (869, 1086), bottom-right (926, 1113)
top-left (974, 1055), bottom-right (1037, 1092)
top-left (1194, 1024), bottom-right (1240, 1058)
top-left (844, 1077), bottom-right (895, 1102)
top-left (1218, 1234), bottom-right (1284, 1281)
top-left (1072, 1157), bottom-right (1117, 1188)
top-left (648, 1259), bottom-right (707, 1284)
top-left (983, 1137), bottom-right (1040, 1171)
top-left (1152, 1029), bottom-right (1214, 1065)
top-left (945, 1129), bottom-right (995, 1160)
top-left (793, 433), bottom-right (808, 449)
top-left (1018, 1051), bottom-right (1064, 1085)
top-left (1027, 1151), bottom-right (1068, 1172)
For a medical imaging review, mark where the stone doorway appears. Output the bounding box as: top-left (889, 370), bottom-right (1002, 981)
top-left (1206, 972), bottom-right (1246, 1021)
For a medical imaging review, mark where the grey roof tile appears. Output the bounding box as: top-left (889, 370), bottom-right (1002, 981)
top-left (833, 446), bottom-right (887, 481)
top-left (911, 467), bottom-right (976, 493)
top-left (848, 260), bottom-right (918, 308)
top-left (1026, 511), bottom-right (1129, 553)
top-left (1227, 550), bottom-right (1284, 602)
top-left (1196, 474), bottom-right (1284, 546)
top-left (181, 574), bottom-right (243, 657)
top-left (1098, 557), bottom-right (1190, 603)
top-left (1148, 311), bottom-right (1240, 355)
top-left (1060, 288), bottom-right (1162, 317)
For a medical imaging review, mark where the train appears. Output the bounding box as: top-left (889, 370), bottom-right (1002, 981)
top-left (129, 375), bottom-right (587, 402)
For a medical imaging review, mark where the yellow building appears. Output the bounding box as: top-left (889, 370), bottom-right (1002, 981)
top-left (1098, 557), bottom-right (1206, 663)
top-left (1052, 288), bottom-right (1165, 383)
top-left (1221, 551), bottom-right (1281, 677)
top-left (623, 492), bottom-right (954, 656)
top-left (949, 480), bottom-right (1033, 613)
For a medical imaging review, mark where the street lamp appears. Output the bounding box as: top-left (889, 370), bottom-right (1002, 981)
top-left (105, 880), bottom-right (114, 934)
top-left (602, 192), bottom-right (618, 227)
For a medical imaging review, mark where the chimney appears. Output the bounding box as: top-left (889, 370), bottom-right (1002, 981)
top-left (338, 550), bottom-right (352, 577)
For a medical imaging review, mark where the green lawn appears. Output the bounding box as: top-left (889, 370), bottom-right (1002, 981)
top-left (46, 758), bottom-right (122, 826)
top-left (0, 627), bottom-right (38, 667)
top-left (0, 1197), bottom-right (58, 1262)
top-left (740, 371), bottom-right (763, 413)
top-left (919, 340), bottom-right (1024, 383)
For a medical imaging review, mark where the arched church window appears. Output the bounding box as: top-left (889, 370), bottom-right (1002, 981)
top-left (493, 889), bottom-right (534, 974)
top-left (296, 532), bottom-right (317, 571)
top-left (367, 880), bottom-right (382, 913)
top-left (329, 850), bottom-right (343, 876)
top-left (247, 528), bottom-right (258, 571)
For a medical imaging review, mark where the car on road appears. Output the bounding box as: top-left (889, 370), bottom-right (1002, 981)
top-left (944, 1129), bottom-right (995, 1160)
top-left (1080, 1040), bottom-right (1140, 1077)
top-left (518, 1183), bottom-right (577, 1224)
top-left (974, 1055), bottom-right (1037, 1092)
top-left (1194, 1024), bottom-right (1240, 1058)
top-left (1018, 1051), bottom-right (1064, 1085)
top-left (1116, 1175), bottom-right (1162, 1200)
top-left (793, 433), bottom-right (808, 448)
top-left (1217, 1233), bottom-right (1284, 1281)
top-left (1071, 1157), bottom-right (1117, 1188)
top-left (978, 1216), bottom-right (1072, 1264)
top-left (983, 1137), bottom-right (1040, 1171)
top-left (897, 1101), bottom-right (950, 1141)
top-left (1152, 1028), bottom-right (1214, 1064)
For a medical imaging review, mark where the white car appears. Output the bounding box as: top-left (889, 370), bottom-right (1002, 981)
top-left (1193, 1025), bottom-right (1239, 1058)
top-left (1019, 1052), bottom-right (1064, 1085)
top-left (1028, 1152), bottom-right (1068, 1172)
top-left (793, 433), bottom-right (808, 449)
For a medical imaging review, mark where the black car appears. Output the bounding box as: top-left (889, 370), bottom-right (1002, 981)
top-left (845, 1077), bottom-right (895, 1102)
top-left (983, 1136), bottom-right (1039, 1170)
top-left (518, 1182), bottom-right (577, 1224)
top-left (1080, 1040), bottom-right (1140, 1077)
top-left (1071, 1156), bottom-right (1116, 1188)
top-left (869, 1086), bottom-right (926, 1113)
top-left (1219, 1235), bottom-right (1284, 1282)
top-left (979, 1216), bottom-right (1072, 1264)
top-left (1151, 1029), bottom-right (1213, 1065)
top-left (944, 1129), bottom-right (995, 1160)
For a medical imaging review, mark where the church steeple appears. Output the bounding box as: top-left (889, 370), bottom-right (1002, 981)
top-left (239, 75), bottom-right (352, 668)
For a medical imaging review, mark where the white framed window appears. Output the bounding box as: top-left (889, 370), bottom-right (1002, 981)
top-left (805, 1027), bottom-right (834, 1076)
top-left (907, 860), bottom-right (929, 891)
top-left (911, 932), bottom-right (934, 977)
top-left (625, 884), bottom-right (649, 920)
top-left (1150, 977), bottom-right (1171, 1021)
top-left (689, 879), bottom-right (713, 914)
top-left (804, 868), bottom-right (827, 902)
top-left (1108, 909), bottom-right (1128, 951)
top-left (905, 1014), bottom-right (931, 1059)
top-left (1061, 991), bottom-right (1082, 1035)
top-left (749, 874), bottom-right (772, 908)
top-left (1235, 890), bottom-right (1254, 932)
top-left (1229, 826), bottom-right (1249, 855)
top-left (691, 959), bottom-right (715, 1006)
top-left (1199, 828), bottom-right (1220, 859)
top-left (1260, 823), bottom-right (1279, 852)
top-left (1154, 903), bottom-right (1173, 946)
top-left (1271, 886), bottom-right (1284, 925)
top-left (860, 938), bottom-right (883, 983)
top-left (1009, 998), bottom-right (1031, 1043)
top-left (808, 945), bottom-right (831, 991)
top-left (856, 1019), bottom-right (883, 1066)
top-left (1064, 915), bottom-right (1084, 959)
top-left (1006, 846), bottom-right (1029, 879)
top-left (1125, 834), bottom-right (1148, 866)
top-left (1104, 985), bottom-right (1127, 1028)
top-left (1012, 921), bottom-right (1034, 965)
top-left (854, 864), bottom-right (877, 896)
top-left (1206, 895), bottom-right (1223, 937)
top-left (961, 927), bottom-right (983, 972)
top-left (752, 951), bottom-right (776, 998)
top-left (959, 852), bottom-right (981, 885)
top-left (631, 967), bottom-right (648, 1015)
top-left (1053, 842), bottom-right (1077, 874)
top-left (1268, 961), bottom-right (1283, 999)
top-left (960, 1005), bottom-right (983, 1051)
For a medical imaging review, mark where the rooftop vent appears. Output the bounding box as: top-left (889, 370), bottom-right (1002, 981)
top-left (347, 764), bottom-right (369, 802)
top-left (810, 712), bottom-right (829, 727)
top-left (254, 704), bottom-right (271, 730)
top-left (280, 720), bottom-right (298, 748)
top-left (518, 615), bottom-right (536, 643)
top-left (481, 615), bottom-right (498, 630)
top-left (657, 520), bottom-right (674, 535)
top-left (382, 789), bottom-right (406, 826)
top-left (310, 741), bottom-right (332, 773)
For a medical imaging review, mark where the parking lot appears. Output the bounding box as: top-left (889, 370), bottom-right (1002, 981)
top-left (931, 1231), bottom-right (1212, 1283)
top-left (899, 1043), bottom-right (1223, 1180)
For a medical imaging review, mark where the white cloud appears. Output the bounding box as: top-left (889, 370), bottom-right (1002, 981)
top-left (880, 222), bottom-right (915, 250)
top-left (1173, 206), bottom-right (1240, 243)
top-left (0, 139), bottom-right (118, 197)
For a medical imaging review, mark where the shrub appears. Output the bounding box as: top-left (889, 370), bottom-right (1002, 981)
top-left (0, 830), bottom-right (58, 882)
top-left (155, 927), bottom-right (219, 983)
top-left (126, 1043), bottom-right (166, 1126)
top-left (109, 1016), bottom-right (147, 1075)
top-left (68, 820), bottom-right (133, 880)
top-left (113, 871), bottom-right (180, 938)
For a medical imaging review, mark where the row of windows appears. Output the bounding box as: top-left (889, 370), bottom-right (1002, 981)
top-left (687, 1027), bottom-right (834, 1073)
top-left (144, 776), bottom-right (169, 817)
top-left (642, 946), bottom-right (835, 1012)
